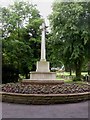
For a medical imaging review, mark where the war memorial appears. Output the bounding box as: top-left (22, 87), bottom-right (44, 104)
top-left (0, 21), bottom-right (90, 105)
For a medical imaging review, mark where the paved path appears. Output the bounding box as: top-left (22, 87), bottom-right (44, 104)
top-left (2, 101), bottom-right (89, 118)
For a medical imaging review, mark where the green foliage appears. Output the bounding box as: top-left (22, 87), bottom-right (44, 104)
top-left (2, 64), bottom-right (19, 84)
top-left (49, 2), bottom-right (90, 78)
top-left (1, 1), bottom-right (43, 83)
top-left (73, 77), bottom-right (82, 82)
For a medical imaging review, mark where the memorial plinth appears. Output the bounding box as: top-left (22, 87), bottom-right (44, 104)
top-left (30, 61), bottom-right (56, 80)
top-left (36, 61), bottom-right (50, 72)
top-left (30, 72), bottom-right (56, 80)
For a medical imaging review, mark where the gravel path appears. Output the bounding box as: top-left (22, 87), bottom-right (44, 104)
top-left (2, 101), bottom-right (90, 118)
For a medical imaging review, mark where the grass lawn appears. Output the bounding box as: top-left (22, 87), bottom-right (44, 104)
top-left (57, 71), bottom-right (88, 76)
top-left (56, 71), bottom-right (88, 84)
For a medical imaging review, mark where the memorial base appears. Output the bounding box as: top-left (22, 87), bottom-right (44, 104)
top-left (22, 79), bottom-right (64, 85)
top-left (30, 72), bottom-right (56, 80)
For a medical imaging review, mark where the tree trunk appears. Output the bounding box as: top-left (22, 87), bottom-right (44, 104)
top-left (70, 68), bottom-right (72, 76)
top-left (25, 73), bottom-right (29, 79)
top-left (88, 61), bottom-right (90, 75)
top-left (75, 59), bottom-right (82, 79)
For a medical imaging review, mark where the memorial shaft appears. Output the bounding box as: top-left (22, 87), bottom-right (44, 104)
top-left (41, 22), bottom-right (46, 61)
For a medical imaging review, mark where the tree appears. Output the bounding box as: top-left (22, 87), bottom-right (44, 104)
top-left (49, 1), bottom-right (90, 79)
top-left (0, 1), bottom-right (43, 83)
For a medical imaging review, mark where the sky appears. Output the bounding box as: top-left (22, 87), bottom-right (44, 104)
top-left (0, 0), bottom-right (54, 26)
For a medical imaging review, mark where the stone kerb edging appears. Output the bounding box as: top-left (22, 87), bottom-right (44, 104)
top-left (22, 80), bottom-right (64, 85)
top-left (0, 92), bottom-right (90, 104)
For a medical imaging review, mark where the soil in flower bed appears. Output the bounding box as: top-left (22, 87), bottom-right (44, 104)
top-left (1, 83), bottom-right (90, 94)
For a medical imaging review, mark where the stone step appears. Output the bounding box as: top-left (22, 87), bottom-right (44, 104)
top-left (22, 79), bottom-right (64, 85)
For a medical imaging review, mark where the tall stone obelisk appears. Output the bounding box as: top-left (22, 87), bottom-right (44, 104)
top-left (36, 21), bottom-right (50, 72)
top-left (40, 22), bottom-right (46, 61)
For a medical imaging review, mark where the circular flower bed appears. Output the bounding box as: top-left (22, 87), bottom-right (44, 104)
top-left (1, 82), bottom-right (90, 94)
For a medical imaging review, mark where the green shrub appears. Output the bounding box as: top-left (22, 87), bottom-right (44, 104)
top-left (2, 64), bottom-right (19, 84)
top-left (73, 77), bottom-right (82, 82)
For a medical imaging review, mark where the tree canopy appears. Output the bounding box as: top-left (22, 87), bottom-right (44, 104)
top-left (49, 1), bottom-right (90, 79)
top-left (0, 1), bottom-right (43, 83)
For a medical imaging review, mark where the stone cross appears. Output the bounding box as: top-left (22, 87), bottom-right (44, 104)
top-left (40, 21), bottom-right (46, 61)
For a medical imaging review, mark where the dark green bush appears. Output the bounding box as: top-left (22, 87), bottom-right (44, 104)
top-left (2, 64), bottom-right (19, 84)
top-left (73, 77), bottom-right (82, 82)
